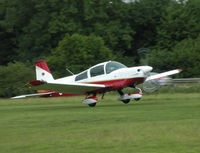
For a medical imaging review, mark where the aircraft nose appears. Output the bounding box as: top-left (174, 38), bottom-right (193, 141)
top-left (142, 66), bottom-right (153, 73)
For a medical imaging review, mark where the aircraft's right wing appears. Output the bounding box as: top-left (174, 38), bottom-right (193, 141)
top-left (30, 81), bottom-right (106, 94)
top-left (145, 69), bottom-right (182, 81)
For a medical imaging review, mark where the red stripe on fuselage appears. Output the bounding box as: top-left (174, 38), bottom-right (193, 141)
top-left (32, 78), bottom-right (145, 97)
top-left (86, 78), bottom-right (145, 88)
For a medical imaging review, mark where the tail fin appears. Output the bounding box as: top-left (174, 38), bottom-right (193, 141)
top-left (35, 60), bottom-right (54, 81)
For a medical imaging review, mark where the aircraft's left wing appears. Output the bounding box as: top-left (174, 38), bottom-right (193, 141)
top-left (11, 92), bottom-right (55, 99)
top-left (145, 69), bottom-right (182, 81)
top-left (30, 81), bottom-right (106, 94)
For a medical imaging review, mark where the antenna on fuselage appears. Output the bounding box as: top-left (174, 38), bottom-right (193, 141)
top-left (66, 67), bottom-right (74, 75)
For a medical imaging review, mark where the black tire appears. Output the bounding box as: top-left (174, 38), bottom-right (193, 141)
top-left (134, 98), bottom-right (141, 101)
top-left (122, 99), bottom-right (130, 104)
top-left (88, 103), bottom-right (96, 107)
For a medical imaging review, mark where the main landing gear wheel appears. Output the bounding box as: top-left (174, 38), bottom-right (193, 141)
top-left (117, 89), bottom-right (131, 104)
top-left (134, 98), bottom-right (141, 101)
top-left (122, 99), bottom-right (130, 104)
top-left (88, 103), bottom-right (96, 107)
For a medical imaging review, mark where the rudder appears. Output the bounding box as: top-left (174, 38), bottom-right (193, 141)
top-left (35, 60), bottom-right (54, 81)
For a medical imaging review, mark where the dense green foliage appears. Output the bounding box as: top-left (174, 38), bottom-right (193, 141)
top-left (47, 34), bottom-right (115, 77)
top-left (0, 93), bottom-right (200, 153)
top-left (148, 35), bottom-right (200, 77)
top-left (156, 0), bottom-right (200, 49)
top-left (0, 62), bottom-right (34, 97)
top-left (0, 0), bottom-right (200, 97)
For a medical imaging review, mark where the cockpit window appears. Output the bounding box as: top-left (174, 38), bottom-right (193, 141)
top-left (106, 61), bottom-right (127, 74)
top-left (75, 71), bottom-right (88, 81)
top-left (90, 65), bottom-right (104, 77)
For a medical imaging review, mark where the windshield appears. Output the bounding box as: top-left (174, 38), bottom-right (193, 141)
top-left (106, 61), bottom-right (127, 74)
top-left (90, 65), bottom-right (105, 77)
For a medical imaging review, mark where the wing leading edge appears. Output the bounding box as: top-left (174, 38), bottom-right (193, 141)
top-left (145, 69), bottom-right (182, 81)
top-left (30, 81), bottom-right (106, 94)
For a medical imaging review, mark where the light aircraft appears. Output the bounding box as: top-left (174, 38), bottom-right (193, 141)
top-left (12, 60), bottom-right (181, 107)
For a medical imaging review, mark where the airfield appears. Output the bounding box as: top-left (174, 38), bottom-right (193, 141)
top-left (0, 92), bottom-right (200, 153)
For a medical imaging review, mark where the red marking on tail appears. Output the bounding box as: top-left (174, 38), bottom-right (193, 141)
top-left (35, 60), bottom-right (51, 73)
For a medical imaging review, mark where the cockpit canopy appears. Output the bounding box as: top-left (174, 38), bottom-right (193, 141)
top-left (75, 61), bottom-right (127, 81)
top-left (105, 61), bottom-right (127, 74)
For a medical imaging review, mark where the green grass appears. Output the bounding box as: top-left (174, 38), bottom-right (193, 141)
top-left (0, 93), bottom-right (200, 153)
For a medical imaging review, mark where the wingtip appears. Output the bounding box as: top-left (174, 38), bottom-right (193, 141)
top-left (177, 69), bottom-right (183, 72)
top-left (11, 95), bottom-right (26, 99)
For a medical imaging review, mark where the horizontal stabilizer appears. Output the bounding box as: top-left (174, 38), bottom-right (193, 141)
top-left (145, 69), bottom-right (182, 81)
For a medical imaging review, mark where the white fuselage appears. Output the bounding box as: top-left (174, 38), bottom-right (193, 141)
top-left (55, 61), bottom-right (153, 87)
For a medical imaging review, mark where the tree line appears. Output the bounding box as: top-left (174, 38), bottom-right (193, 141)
top-left (0, 0), bottom-right (200, 97)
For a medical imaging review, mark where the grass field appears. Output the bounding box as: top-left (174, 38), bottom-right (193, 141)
top-left (0, 93), bottom-right (200, 153)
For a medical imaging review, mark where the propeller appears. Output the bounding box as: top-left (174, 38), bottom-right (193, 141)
top-left (136, 68), bottom-right (158, 93)
top-left (142, 72), bottom-right (159, 92)
top-left (142, 71), bottom-right (176, 93)
top-left (142, 79), bottom-right (160, 93)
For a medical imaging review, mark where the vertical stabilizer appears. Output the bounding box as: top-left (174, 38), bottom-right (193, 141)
top-left (35, 60), bottom-right (54, 81)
